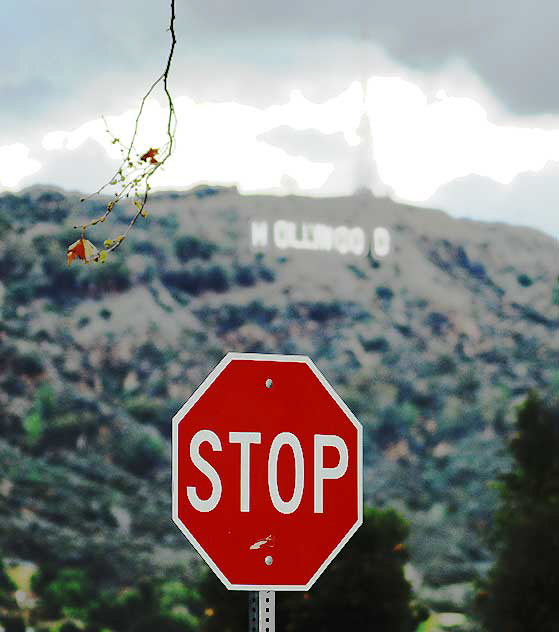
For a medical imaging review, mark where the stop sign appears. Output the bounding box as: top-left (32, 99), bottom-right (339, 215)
top-left (172, 353), bottom-right (362, 591)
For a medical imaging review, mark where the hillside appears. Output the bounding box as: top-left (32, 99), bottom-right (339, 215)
top-left (0, 184), bottom-right (558, 614)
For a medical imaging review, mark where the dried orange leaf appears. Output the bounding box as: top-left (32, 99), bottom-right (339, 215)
top-left (140, 147), bottom-right (159, 164)
top-left (67, 238), bottom-right (99, 265)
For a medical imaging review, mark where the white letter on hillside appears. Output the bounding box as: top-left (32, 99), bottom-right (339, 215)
top-left (251, 221), bottom-right (268, 248)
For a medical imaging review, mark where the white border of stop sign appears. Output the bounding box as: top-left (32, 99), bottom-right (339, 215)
top-left (172, 352), bottom-right (363, 591)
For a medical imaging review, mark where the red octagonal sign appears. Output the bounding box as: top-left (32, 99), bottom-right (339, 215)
top-left (172, 353), bottom-right (362, 590)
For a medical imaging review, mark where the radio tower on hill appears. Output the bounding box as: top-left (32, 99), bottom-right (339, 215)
top-left (355, 29), bottom-right (387, 197)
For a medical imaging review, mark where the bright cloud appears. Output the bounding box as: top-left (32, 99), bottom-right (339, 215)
top-left (0, 144), bottom-right (41, 188)
top-left (41, 87), bottom-right (365, 192)
top-left (368, 77), bottom-right (559, 200)
top-left (40, 77), bottom-right (559, 202)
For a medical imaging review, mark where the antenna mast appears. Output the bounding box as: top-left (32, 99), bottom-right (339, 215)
top-left (355, 29), bottom-right (385, 196)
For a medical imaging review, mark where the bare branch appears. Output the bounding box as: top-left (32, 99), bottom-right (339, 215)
top-left (69, 0), bottom-right (177, 264)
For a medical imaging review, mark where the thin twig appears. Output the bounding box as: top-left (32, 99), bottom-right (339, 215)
top-left (71, 0), bottom-right (177, 262)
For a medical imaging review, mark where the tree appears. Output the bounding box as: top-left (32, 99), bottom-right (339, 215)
top-left (0, 558), bottom-right (16, 608)
top-left (197, 507), bottom-right (427, 632)
top-left (0, 559), bottom-right (23, 632)
top-left (31, 569), bottom-right (199, 632)
top-left (477, 392), bottom-right (559, 632)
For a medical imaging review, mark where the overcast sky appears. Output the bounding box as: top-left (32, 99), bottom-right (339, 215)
top-left (2, 0), bottom-right (559, 238)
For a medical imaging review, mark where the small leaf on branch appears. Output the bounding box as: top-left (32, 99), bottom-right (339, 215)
top-left (140, 147), bottom-right (159, 164)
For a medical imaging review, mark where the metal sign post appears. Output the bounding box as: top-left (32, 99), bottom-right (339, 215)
top-left (249, 591), bottom-right (275, 632)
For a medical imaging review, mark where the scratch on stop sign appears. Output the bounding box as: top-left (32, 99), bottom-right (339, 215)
top-left (249, 535), bottom-right (274, 550)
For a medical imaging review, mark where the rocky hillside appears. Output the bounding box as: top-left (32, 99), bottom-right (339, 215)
top-left (0, 185), bottom-right (557, 612)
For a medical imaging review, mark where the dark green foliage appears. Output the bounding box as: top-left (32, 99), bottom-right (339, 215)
top-left (432, 353), bottom-right (456, 374)
top-left (0, 559), bottom-right (16, 610)
top-left (477, 393), bottom-right (559, 632)
top-left (22, 385), bottom-right (103, 451)
top-left (115, 428), bottom-right (167, 476)
top-left (163, 263), bottom-right (229, 295)
top-left (424, 311), bottom-right (449, 336)
top-left (34, 192), bottom-right (71, 222)
top-left (205, 265), bottom-right (229, 292)
top-left (196, 301), bottom-right (278, 334)
top-left (32, 567), bottom-right (95, 619)
top-left (12, 350), bottom-right (44, 377)
top-left (196, 572), bottom-right (246, 632)
top-left (22, 384), bottom-right (55, 446)
top-left (283, 508), bottom-right (428, 631)
top-left (0, 241), bottom-right (35, 282)
top-left (125, 397), bottom-right (179, 438)
top-left (361, 335), bottom-right (389, 353)
top-left (87, 260), bottom-right (132, 293)
top-left (287, 300), bottom-right (368, 323)
top-left (89, 579), bottom-right (199, 632)
top-left (174, 235), bottom-right (216, 262)
top-left (307, 301), bottom-right (344, 322)
top-left (31, 571), bottom-right (199, 632)
top-left (258, 265), bottom-right (275, 282)
top-left (0, 560), bottom-right (15, 593)
top-left (0, 616), bottom-right (25, 632)
top-left (234, 265), bottom-right (256, 286)
top-left (516, 273), bottom-right (533, 287)
top-left (376, 285), bottom-right (394, 301)
top-left (456, 369), bottom-right (481, 402)
top-left (198, 508), bottom-right (427, 632)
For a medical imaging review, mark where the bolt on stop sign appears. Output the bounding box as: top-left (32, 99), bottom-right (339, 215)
top-left (172, 353), bottom-right (362, 591)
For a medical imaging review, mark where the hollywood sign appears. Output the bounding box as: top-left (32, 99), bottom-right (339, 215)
top-left (251, 220), bottom-right (391, 257)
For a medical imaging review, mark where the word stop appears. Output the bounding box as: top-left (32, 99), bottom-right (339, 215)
top-left (185, 430), bottom-right (349, 514)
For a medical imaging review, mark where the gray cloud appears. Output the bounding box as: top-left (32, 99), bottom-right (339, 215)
top-left (19, 140), bottom-right (119, 195)
top-left (427, 164), bottom-right (559, 238)
top-left (257, 127), bottom-right (350, 163)
top-left (180, 0), bottom-right (559, 115)
top-left (1, 0), bottom-right (170, 144)
top-left (3, 0), bottom-right (559, 138)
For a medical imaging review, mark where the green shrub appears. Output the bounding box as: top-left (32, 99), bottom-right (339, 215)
top-left (477, 393), bottom-right (559, 631)
top-left (361, 336), bottom-right (390, 353)
top-left (0, 616), bottom-right (25, 632)
top-left (517, 273), bottom-right (533, 287)
top-left (376, 285), bottom-right (394, 301)
top-left (204, 265), bottom-right (229, 292)
top-left (234, 265), bottom-right (256, 287)
top-left (13, 350), bottom-right (44, 376)
top-left (117, 429), bottom-right (167, 476)
top-left (174, 235), bottom-right (216, 262)
top-left (433, 353), bottom-right (456, 374)
top-left (163, 264), bottom-right (229, 295)
top-left (23, 411), bottom-right (43, 445)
